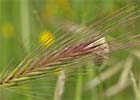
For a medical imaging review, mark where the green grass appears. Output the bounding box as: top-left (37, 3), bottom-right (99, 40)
top-left (0, 0), bottom-right (140, 100)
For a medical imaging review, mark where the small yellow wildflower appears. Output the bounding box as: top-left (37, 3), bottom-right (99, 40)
top-left (1, 23), bottom-right (14, 38)
top-left (39, 31), bottom-right (55, 47)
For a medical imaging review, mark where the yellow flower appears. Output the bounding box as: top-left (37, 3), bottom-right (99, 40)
top-left (39, 31), bottom-right (55, 47)
top-left (1, 23), bottom-right (14, 38)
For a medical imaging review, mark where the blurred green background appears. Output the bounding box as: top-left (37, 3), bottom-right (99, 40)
top-left (0, 0), bottom-right (140, 100)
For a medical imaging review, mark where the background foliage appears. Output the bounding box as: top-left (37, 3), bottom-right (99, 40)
top-left (0, 0), bottom-right (140, 100)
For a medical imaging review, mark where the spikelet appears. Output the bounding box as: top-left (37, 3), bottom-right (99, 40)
top-left (0, 6), bottom-right (140, 100)
top-left (0, 6), bottom-right (140, 86)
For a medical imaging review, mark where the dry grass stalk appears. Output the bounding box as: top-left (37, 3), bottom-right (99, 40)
top-left (53, 69), bottom-right (66, 100)
top-left (104, 57), bottom-right (133, 97)
top-left (132, 50), bottom-right (140, 97)
top-left (104, 79), bottom-right (130, 97)
top-left (129, 70), bottom-right (140, 100)
top-left (118, 57), bottom-right (133, 86)
top-left (86, 62), bottom-right (123, 90)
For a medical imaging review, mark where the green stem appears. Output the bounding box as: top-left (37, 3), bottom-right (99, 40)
top-left (20, 0), bottom-right (30, 53)
top-left (75, 67), bottom-right (83, 100)
top-left (20, 0), bottom-right (31, 100)
top-left (95, 68), bottom-right (105, 100)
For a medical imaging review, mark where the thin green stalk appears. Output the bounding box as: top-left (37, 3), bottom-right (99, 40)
top-left (20, 0), bottom-right (31, 100)
top-left (95, 68), bottom-right (105, 100)
top-left (75, 67), bottom-right (83, 100)
top-left (20, 0), bottom-right (30, 53)
top-left (86, 63), bottom-right (97, 100)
